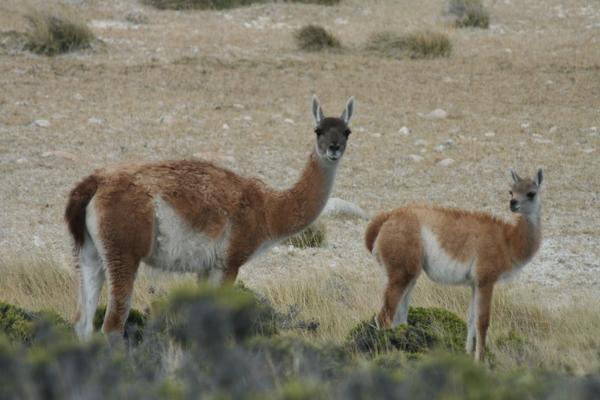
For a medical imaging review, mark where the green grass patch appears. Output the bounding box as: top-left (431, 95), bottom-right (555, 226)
top-left (24, 12), bottom-right (95, 56)
top-left (366, 30), bottom-right (452, 60)
top-left (294, 25), bottom-right (341, 52)
top-left (0, 302), bottom-right (72, 345)
top-left (93, 305), bottom-right (147, 345)
top-left (446, 0), bottom-right (490, 29)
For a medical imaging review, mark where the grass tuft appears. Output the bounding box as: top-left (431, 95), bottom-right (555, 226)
top-left (285, 220), bottom-right (327, 248)
top-left (141, 0), bottom-right (266, 10)
top-left (295, 25), bottom-right (341, 52)
top-left (446, 0), bottom-right (490, 29)
top-left (366, 30), bottom-right (452, 60)
top-left (24, 12), bottom-right (95, 56)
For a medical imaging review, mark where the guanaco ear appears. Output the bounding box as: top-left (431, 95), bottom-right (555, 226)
top-left (341, 96), bottom-right (355, 124)
top-left (535, 168), bottom-right (544, 187)
top-left (312, 95), bottom-right (324, 126)
top-left (510, 169), bottom-right (521, 183)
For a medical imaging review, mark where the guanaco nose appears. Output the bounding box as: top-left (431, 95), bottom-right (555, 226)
top-left (329, 143), bottom-right (340, 151)
top-left (510, 199), bottom-right (517, 207)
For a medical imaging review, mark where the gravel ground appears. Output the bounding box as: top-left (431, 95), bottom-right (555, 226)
top-left (0, 0), bottom-right (598, 304)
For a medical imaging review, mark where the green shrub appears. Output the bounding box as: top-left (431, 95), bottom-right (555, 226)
top-left (0, 302), bottom-right (71, 345)
top-left (285, 220), bottom-right (327, 248)
top-left (277, 379), bottom-right (329, 400)
top-left (346, 307), bottom-right (466, 356)
top-left (366, 30), bottom-right (452, 60)
top-left (152, 284), bottom-right (278, 349)
top-left (93, 305), bottom-right (147, 344)
top-left (25, 12), bottom-right (95, 56)
top-left (295, 25), bottom-right (341, 52)
top-left (286, 0), bottom-right (340, 4)
top-left (447, 0), bottom-right (490, 29)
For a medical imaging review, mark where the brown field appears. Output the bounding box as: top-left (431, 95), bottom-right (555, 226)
top-left (1, 0), bottom-right (599, 372)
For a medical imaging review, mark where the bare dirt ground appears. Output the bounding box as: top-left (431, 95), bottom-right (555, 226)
top-left (1, 0), bottom-right (599, 307)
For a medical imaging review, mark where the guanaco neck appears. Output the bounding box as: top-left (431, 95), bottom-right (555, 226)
top-left (507, 210), bottom-right (541, 265)
top-left (265, 149), bottom-right (337, 239)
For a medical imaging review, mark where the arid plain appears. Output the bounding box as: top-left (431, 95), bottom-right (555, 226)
top-left (1, 0), bottom-right (599, 371)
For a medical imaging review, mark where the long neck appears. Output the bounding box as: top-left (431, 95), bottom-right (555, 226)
top-left (265, 149), bottom-right (337, 239)
top-left (506, 211), bottom-right (542, 264)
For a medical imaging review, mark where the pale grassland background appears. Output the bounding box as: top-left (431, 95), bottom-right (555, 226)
top-left (0, 0), bottom-right (599, 373)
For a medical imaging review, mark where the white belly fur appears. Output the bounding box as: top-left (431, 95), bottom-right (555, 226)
top-left (143, 198), bottom-right (230, 276)
top-left (421, 226), bottom-right (475, 285)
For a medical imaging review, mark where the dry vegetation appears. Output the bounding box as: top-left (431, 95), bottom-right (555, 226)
top-left (365, 30), bottom-right (452, 59)
top-left (295, 24), bottom-right (341, 51)
top-left (446, 0), bottom-right (490, 29)
top-left (0, 0), bottom-right (599, 391)
top-left (24, 11), bottom-right (95, 56)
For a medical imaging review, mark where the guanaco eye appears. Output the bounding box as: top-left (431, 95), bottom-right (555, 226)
top-left (508, 190), bottom-right (513, 196)
top-left (527, 192), bottom-right (536, 199)
top-left (344, 129), bottom-right (352, 136)
top-left (314, 128), bottom-right (323, 136)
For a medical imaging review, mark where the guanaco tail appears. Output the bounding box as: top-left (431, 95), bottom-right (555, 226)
top-left (65, 96), bottom-right (355, 341)
top-left (365, 169), bottom-right (543, 361)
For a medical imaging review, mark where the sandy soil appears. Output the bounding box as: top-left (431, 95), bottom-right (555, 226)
top-left (0, 0), bottom-right (599, 304)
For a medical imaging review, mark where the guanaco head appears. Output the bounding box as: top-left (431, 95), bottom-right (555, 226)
top-left (509, 169), bottom-right (543, 215)
top-left (311, 95), bottom-right (355, 163)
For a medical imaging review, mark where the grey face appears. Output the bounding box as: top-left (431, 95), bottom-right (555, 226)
top-left (311, 95), bottom-right (355, 164)
top-left (509, 169), bottom-right (543, 214)
top-left (315, 117), bottom-right (351, 162)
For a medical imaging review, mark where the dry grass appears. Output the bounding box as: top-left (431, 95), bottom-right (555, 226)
top-left (24, 11), bottom-right (94, 56)
top-left (255, 268), bottom-right (600, 373)
top-left (446, 0), bottom-right (490, 29)
top-left (285, 220), bottom-right (327, 248)
top-left (365, 30), bottom-right (452, 59)
top-left (3, 255), bottom-right (596, 373)
top-left (142, 0), bottom-right (339, 10)
top-left (294, 24), bottom-right (341, 52)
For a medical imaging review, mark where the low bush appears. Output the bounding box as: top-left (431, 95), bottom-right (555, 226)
top-left (25, 12), bottom-right (95, 56)
top-left (142, 0), bottom-right (340, 10)
top-left (446, 0), bottom-right (490, 29)
top-left (366, 30), bottom-right (452, 60)
top-left (0, 301), bottom-right (72, 346)
top-left (346, 307), bottom-right (466, 356)
top-left (295, 25), bottom-right (341, 52)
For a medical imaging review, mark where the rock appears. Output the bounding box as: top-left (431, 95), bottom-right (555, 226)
top-left (582, 148), bottom-right (595, 154)
top-left (222, 123), bottom-right (230, 130)
top-left (407, 154), bottom-right (424, 162)
top-left (422, 108), bottom-right (448, 120)
top-left (484, 131), bottom-right (495, 137)
top-left (125, 9), bottom-right (148, 24)
top-left (414, 139), bottom-right (428, 146)
top-left (15, 158), bottom-right (27, 164)
top-left (372, 132), bottom-right (381, 138)
top-left (520, 122), bottom-right (530, 130)
top-left (242, 115), bottom-right (252, 121)
top-left (284, 118), bottom-right (295, 125)
top-left (321, 198), bottom-right (367, 220)
top-left (548, 126), bottom-right (558, 134)
top-left (435, 145), bottom-right (445, 152)
top-left (41, 150), bottom-right (78, 161)
top-left (88, 117), bottom-right (103, 125)
top-left (398, 126), bottom-right (411, 135)
top-left (233, 103), bottom-right (245, 109)
top-left (32, 119), bottom-right (50, 128)
top-left (437, 158), bottom-right (454, 167)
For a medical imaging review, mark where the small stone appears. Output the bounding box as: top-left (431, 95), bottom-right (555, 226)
top-left (284, 118), bottom-right (295, 125)
top-left (520, 122), bottom-right (530, 130)
top-left (73, 93), bottom-right (84, 101)
top-left (33, 119), bottom-right (50, 128)
top-left (437, 158), bottom-right (454, 167)
top-left (222, 123), bottom-right (230, 130)
top-left (159, 115), bottom-right (175, 124)
top-left (582, 148), bottom-right (595, 154)
top-left (484, 131), bottom-right (495, 137)
top-left (242, 115), bottom-right (252, 121)
top-left (334, 17), bottom-right (348, 25)
top-left (435, 145), bottom-right (445, 152)
top-left (356, 127), bottom-right (366, 133)
top-left (88, 117), bottom-right (103, 124)
top-left (414, 139), bottom-right (428, 146)
top-left (422, 108), bottom-right (448, 120)
top-left (407, 154), bottom-right (424, 162)
top-left (16, 158), bottom-right (27, 164)
top-left (398, 126), bottom-right (411, 135)
top-left (372, 132), bottom-right (381, 138)
top-left (41, 150), bottom-right (78, 161)
top-left (233, 103), bottom-right (245, 109)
